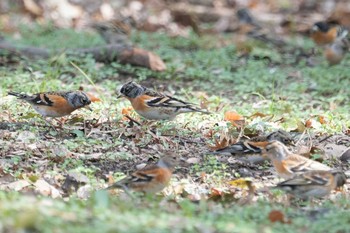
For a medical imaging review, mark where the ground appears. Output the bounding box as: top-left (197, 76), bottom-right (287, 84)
top-left (0, 21), bottom-right (350, 233)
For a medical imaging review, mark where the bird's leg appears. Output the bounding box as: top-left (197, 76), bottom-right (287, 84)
top-left (56, 117), bottom-right (67, 129)
top-left (42, 117), bottom-right (58, 132)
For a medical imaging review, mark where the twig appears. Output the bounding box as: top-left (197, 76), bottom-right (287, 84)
top-left (318, 134), bottom-right (334, 144)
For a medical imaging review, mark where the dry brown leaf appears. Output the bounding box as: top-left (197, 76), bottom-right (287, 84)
top-left (120, 48), bottom-right (167, 71)
top-left (208, 188), bottom-right (237, 202)
top-left (210, 187), bottom-right (223, 197)
top-left (249, 112), bottom-right (269, 119)
top-left (6, 180), bottom-right (31, 191)
top-left (318, 115), bottom-right (326, 124)
top-left (208, 137), bottom-right (230, 150)
top-left (34, 179), bottom-right (61, 198)
top-left (268, 210), bottom-right (291, 224)
top-left (224, 111), bottom-right (245, 128)
top-left (86, 93), bottom-right (101, 102)
top-left (305, 119), bottom-right (313, 128)
top-left (291, 121), bottom-right (306, 133)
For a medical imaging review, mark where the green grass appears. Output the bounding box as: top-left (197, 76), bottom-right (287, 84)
top-left (0, 23), bottom-right (350, 232)
top-left (1, 192), bottom-right (349, 233)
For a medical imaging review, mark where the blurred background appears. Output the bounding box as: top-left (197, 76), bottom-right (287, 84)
top-left (1, 0), bottom-right (350, 37)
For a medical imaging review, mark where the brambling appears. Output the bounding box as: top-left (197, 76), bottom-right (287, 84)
top-left (274, 170), bottom-right (346, 199)
top-left (90, 18), bottom-right (133, 44)
top-left (117, 81), bottom-right (210, 120)
top-left (310, 21), bottom-right (348, 45)
top-left (324, 38), bottom-right (349, 65)
top-left (262, 141), bottom-right (331, 179)
top-left (8, 91), bottom-right (92, 118)
top-left (106, 156), bottom-right (177, 194)
top-left (212, 130), bottom-right (294, 160)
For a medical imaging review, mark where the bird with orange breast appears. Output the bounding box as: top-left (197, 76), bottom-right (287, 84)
top-left (106, 156), bottom-right (178, 195)
top-left (262, 140), bottom-right (331, 179)
top-left (274, 170), bottom-right (347, 199)
top-left (8, 91), bottom-right (99, 127)
top-left (310, 21), bottom-right (348, 46)
top-left (117, 81), bottom-right (210, 120)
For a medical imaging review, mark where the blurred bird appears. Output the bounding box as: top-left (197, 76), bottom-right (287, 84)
top-left (262, 141), bottom-right (331, 179)
top-left (324, 37), bottom-right (349, 65)
top-left (106, 156), bottom-right (178, 194)
top-left (8, 91), bottom-right (93, 118)
top-left (235, 8), bottom-right (285, 47)
top-left (117, 81), bottom-right (210, 120)
top-left (274, 170), bottom-right (347, 199)
top-left (212, 130), bottom-right (294, 164)
top-left (310, 21), bottom-right (348, 45)
top-left (90, 17), bottom-right (135, 44)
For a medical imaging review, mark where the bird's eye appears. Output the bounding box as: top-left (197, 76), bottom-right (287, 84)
top-left (81, 97), bottom-right (90, 104)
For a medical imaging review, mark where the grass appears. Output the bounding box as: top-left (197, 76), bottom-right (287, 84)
top-left (1, 192), bottom-right (349, 233)
top-left (0, 23), bottom-right (350, 232)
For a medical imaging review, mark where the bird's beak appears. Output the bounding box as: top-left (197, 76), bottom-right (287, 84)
top-left (289, 141), bottom-right (296, 146)
top-left (117, 94), bottom-right (124, 99)
top-left (311, 25), bottom-right (318, 32)
top-left (84, 105), bottom-right (93, 111)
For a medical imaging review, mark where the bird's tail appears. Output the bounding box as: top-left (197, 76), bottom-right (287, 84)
top-left (105, 183), bottom-right (124, 190)
top-left (190, 106), bottom-right (211, 114)
top-left (8, 91), bottom-right (29, 99)
top-left (210, 141), bottom-right (263, 155)
top-left (196, 108), bottom-right (211, 114)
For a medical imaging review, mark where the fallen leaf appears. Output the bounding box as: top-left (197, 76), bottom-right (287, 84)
top-left (318, 115), bottom-right (326, 124)
top-left (224, 111), bottom-right (245, 128)
top-left (33, 180), bottom-right (52, 197)
top-left (249, 112), bottom-right (269, 119)
top-left (268, 210), bottom-right (291, 224)
top-left (224, 111), bottom-right (244, 121)
top-left (305, 119), bottom-right (313, 128)
top-left (228, 178), bottom-right (251, 189)
top-left (86, 93), bottom-right (101, 102)
top-left (120, 48), bottom-right (167, 71)
top-left (210, 187), bottom-right (223, 196)
top-left (208, 137), bottom-right (230, 150)
top-left (6, 180), bottom-right (31, 191)
top-left (208, 188), bottom-right (237, 203)
top-left (291, 121), bottom-right (306, 133)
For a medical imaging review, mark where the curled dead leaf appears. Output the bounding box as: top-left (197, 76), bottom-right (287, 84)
top-left (208, 137), bottom-right (231, 151)
top-left (224, 111), bottom-right (245, 128)
top-left (120, 48), bottom-right (166, 71)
